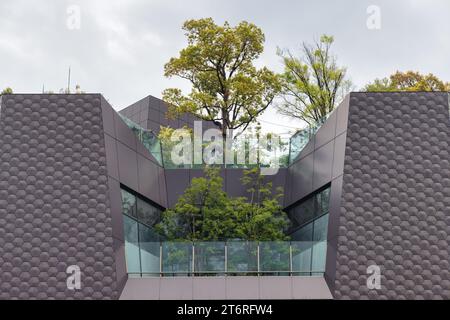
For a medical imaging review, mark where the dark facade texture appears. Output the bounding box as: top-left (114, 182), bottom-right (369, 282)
top-left (100, 96), bottom-right (168, 297)
top-left (0, 92), bottom-right (449, 299)
top-left (0, 94), bottom-right (118, 299)
top-left (118, 94), bottom-right (217, 135)
top-left (331, 92), bottom-right (450, 299)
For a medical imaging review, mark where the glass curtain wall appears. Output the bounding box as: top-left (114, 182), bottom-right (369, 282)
top-left (122, 186), bottom-right (331, 277)
top-left (121, 188), bottom-right (163, 276)
top-left (287, 186), bottom-right (330, 275)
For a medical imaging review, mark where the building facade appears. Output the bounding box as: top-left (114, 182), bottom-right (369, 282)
top-left (0, 92), bottom-right (449, 299)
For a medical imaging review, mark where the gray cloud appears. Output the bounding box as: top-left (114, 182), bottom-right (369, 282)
top-left (1, 0), bottom-right (449, 133)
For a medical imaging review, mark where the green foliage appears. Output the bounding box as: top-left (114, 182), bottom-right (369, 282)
top-left (1, 87), bottom-right (13, 95)
top-left (277, 35), bottom-right (352, 125)
top-left (155, 167), bottom-right (289, 241)
top-left (163, 18), bottom-right (281, 138)
top-left (155, 167), bottom-right (234, 240)
top-left (364, 71), bottom-right (450, 92)
top-left (230, 167), bottom-right (289, 241)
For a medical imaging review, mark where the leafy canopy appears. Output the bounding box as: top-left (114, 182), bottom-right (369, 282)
top-left (364, 71), bottom-right (450, 92)
top-left (155, 167), bottom-right (289, 241)
top-left (163, 18), bottom-right (281, 137)
top-left (1, 87), bottom-right (13, 95)
top-left (277, 35), bottom-right (352, 125)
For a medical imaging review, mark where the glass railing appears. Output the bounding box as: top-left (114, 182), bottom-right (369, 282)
top-left (125, 241), bottom-right (327, 277)
top-left (119, 113), bottom-right (331, 169)
top-left (119, 114), bottom-right (163, 165)
top-left (288, 115), bottom-right (329, 165)
top-left (161, 137), bottom-right (290, 169)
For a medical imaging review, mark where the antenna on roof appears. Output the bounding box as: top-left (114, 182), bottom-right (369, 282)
top-left (67, 66), bottom-right (71, 93)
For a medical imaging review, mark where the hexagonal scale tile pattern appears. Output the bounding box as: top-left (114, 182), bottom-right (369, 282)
top-left (334, 92), bottom-right (450, 299)
top-left (0, 94), bottom-right (118, 299)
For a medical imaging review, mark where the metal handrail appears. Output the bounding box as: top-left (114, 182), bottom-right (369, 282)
top-left (127, 240), bottom-right (326, 277)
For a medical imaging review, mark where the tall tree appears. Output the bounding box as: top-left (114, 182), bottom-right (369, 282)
top-left (277, 35), bottom-right (352, 125)
top-left (163, 18), bottom-right (281, 139)
top-left (232, 167), bottom-right (289, 241)
top-left (365, 71), bottom-right (450, 92)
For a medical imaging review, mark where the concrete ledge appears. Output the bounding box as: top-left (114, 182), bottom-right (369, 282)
top-left (119, 276), bottom-right (333, 300)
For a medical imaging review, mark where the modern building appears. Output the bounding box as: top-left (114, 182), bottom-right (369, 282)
top-left (0, 91), bottom-right (449, 300)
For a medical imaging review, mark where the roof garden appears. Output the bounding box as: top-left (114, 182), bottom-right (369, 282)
top-left (119, 112), bottom-right (329, 169)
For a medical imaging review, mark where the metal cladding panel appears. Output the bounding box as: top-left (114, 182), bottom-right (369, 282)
top-left (164, 169), bottom-right (190, 208)
top-left (119, 96), bottom-right (150, 119)
top-left (0, 94), bottom-right (118, 299)
top-left (120, 95), bottom-right (219, 135)
top-left (333, 92), bottom-right (450, 299)
top-left (286, 97), bottom-right (349, 208)
top-left (312, 140), bottom-right (334, 190)
top-left (120, 276), bottom-right (332, 299)
top-left (164, 168), bottom-right (286, 208)
top-left (314, 111), bottom-right (337, 149)
top-left (137, 154), bottom-right (161, 204)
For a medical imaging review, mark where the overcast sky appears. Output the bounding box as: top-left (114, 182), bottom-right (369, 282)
top-left (1, 0), bottom-right (449, 134)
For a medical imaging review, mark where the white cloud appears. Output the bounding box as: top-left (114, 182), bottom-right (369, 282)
top-left (0, 0), bottom-right (449, 132)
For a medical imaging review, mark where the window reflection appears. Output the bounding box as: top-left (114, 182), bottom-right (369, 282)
top-left (288, 186), bottom-right (331, 242)
top-left (123, 215), bottom-right (141, 273)
top-left (121, 189), bottom-right (137, 218)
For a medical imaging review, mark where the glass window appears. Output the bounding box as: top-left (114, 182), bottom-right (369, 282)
top-left (313, 214), bottom-right (329, 241)
top-left (121, 189), bottom-right (137, 218)
top-left (291, 221), bottom-right (313, 241)
top-left (137, 198), bottom-right (160, 227)
top-left (318, 187), bottom-right (330, 215)
top-left (293, 197), bottom-right (315, 226)
top-left (123, 215), bottom-right (141, 274)
top-left (288, 186), bottom-right (330, 239)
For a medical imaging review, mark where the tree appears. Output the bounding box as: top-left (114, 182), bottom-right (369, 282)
top-left (364, 71), bottom-right (450, 92)
top-left (1, 87), bottom-right (13, 95)
top-left (277, 35), bottom-right (352, 125)
top-left (155, 167), bottom-right (234, 241)
top-left (162, 18), bottom-right (281, 140)
top-left (155, 167), bottom-right (289, 241)
top-left (231, 167), bottom-right (289, 241)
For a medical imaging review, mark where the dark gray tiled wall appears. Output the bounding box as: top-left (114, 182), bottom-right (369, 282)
top-left (333, 92), bottom-right (450, 299)
top-left (0, 94), bottom-right (118, 299)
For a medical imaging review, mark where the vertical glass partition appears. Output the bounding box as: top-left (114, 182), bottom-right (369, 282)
top-left (226, 241), bottom-right (258, 274)
top-left (194, 242), bottom-right (225, 275)
top-left (259, 241), bottom-right (290, 275)
top-left (162, 242), bottom-right (192, 276)
top-left (125, 240), bottom-right (327, 277)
